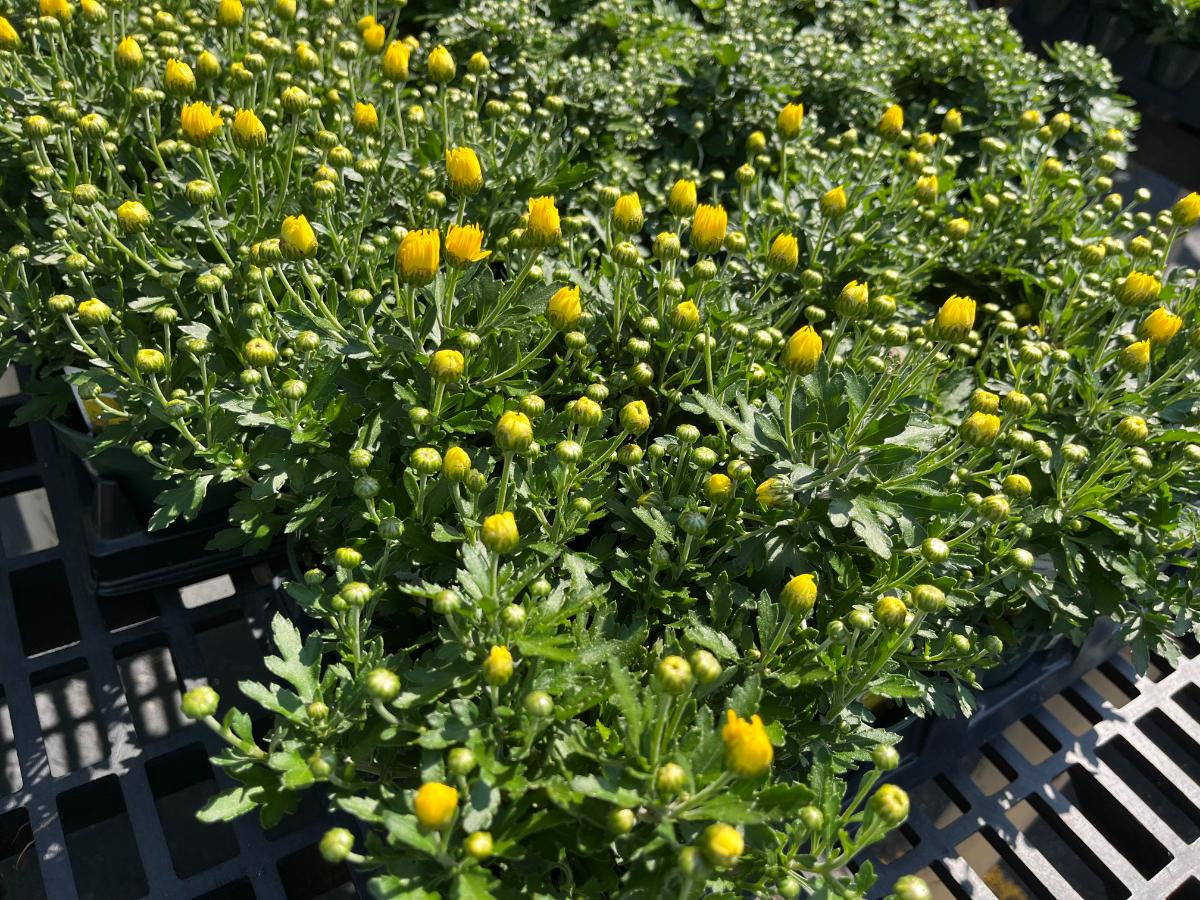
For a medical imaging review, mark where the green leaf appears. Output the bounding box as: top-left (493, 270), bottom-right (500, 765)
top-left (148, 474), bottom-right (214, 531)
top-left (454, 871), bottom-right (496, 900)
top-left (849, 496), bottom-right (893, 559)
top-left (197, 786), bottom-right (261, 822)
top-left (684, 616), bottom-right (739, 660)
top-left (381, 809), bottom-right (441, 856)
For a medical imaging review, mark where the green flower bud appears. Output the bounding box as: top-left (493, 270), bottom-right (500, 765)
top-left (319, 828), bottom-right (354, 863)
top-left (181, 685), bottom-right (219, 719)
top-left (366, 667), bottom-right (400, 702)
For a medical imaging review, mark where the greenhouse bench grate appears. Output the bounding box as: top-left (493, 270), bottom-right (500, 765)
top-left (864, 637), bottom-right (1200, 899)
top-left (0, 371), bottom-right (366, 900)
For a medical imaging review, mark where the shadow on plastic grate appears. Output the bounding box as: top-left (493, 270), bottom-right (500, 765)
top-left (0, 368), bottom-right (366, 899)
top-left (863, 638), bottom-right (1200, 899)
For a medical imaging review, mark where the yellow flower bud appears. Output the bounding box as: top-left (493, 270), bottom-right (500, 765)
top-left (755, 477), bottom-right (788, 508)
top-left (414, 782), bottom-right (458, 830)
top-left (0, 16), bottom-right (21, 51)
top-left (943, 108), bottom-right (963, 134)
top-left (526, 196), bottom-right (561, 246)
top-left (353, 102), bottom-right (379, 134)
top-left (1140, 307), bottom-right (1182, 344)
top-left (116, 200), bottom-right (151, 234)
top-left (781, 326), bottom-right (822, 375)
top-left (216, 0), bottom-right (243, 27)
top-left (877, 103), bottom-right (904, 139)
top-left (690, 203), bottom-right (728, 254)
top-left (114, 35), bottom-right (143, 70)
top-left (39, 0), bottom-right (72, 22)
top-left (362, 22), bottom-right (385, 53)
top-left (705, 473), bottom-right (734, 503)
top-left (835, 279), bottom-right (870, 319)
top-left (933, 294), bottom-right (976, 340)
top-left (482, 645), bottom-right (513, 685)
top-left (820, 185), bottom-right (847, 218)
top-left (613, 192), bottom-right (643, 233)
top-left (443, 447), bottom-right (471, 481)
top-left (670, 299), bottom-right (700, 331)
top-left (280, 214), bottom-right (318, 258)
top-left (445, 146), bottom-right (483, 195)
top-left (1118, 339), bottom-right (1151, 373)
top-left (767, 233), bottom-right (799, 272)
top-left (780, 573), bottom-right (817, 616)
top-left (427, 44), bottom-right (456, 83)
top-left (429, 348), bottom-right (465, 383)
top-left (179, 100), bottom-right (223, 145)
top-left (165, 58), bottom-right (197, 97)
top-left (383, 40), bottom-right (411, 80)
top-left (231, 109), bottom-right (267, 150)
top-left (1171, 192), bottom-right (1200, 228)
top-left (722, 710), bottom-right (773, 777)
top-left (547, 286), bottom-right (582, 330)
top-left (481, 511), bottom-right (519, 554)
top-left (397, 229), bottom-right (440, 285)
top-left (445, 223), bottom-right (490, 268)
top-left (619, 400), bottom-right (650, 435)
top-left (1116, 271), bottom-right (1161, 307)
top-left (970, 389), bottom-right (1000, 414)
top-left (915, 174), bottom-right (939, 205)
top-left (668, 179), bottom-right (697, 217)
top-left (960, 411), bottom-right (1001, 447)
top-left (777, 101), bottom-right (804, 139)
top-left (700, 823), bottom-right (744, 868)
top-left (496, 411), bottom-right (533, 453)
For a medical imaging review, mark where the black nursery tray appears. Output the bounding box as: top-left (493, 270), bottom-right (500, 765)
top-left (864, 634), bottom-right (1200, 898)
top-left (0, 368), bottom-right (362, 900)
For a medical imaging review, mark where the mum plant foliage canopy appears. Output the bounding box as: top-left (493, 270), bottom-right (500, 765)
top-left (0, 0), bottom-right (1199, 897)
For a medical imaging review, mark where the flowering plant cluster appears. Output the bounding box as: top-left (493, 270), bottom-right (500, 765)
top-left (1, 0), bottom-right (1199, 898)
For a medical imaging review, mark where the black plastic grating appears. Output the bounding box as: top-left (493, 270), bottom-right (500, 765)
top-left (0, 369), bottom-right (365, 900)
top-left (867, 644), bottom-right (1200, 898)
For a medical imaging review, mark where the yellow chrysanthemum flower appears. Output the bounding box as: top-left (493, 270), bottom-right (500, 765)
top-left (1171, 192), bottom-right (1200, 228)
top-left (690, 203), bottom-right (727, 254)
top-left (781, 326), bottom-right (822, 375)
top-left (445, 223), bottom-right (490, 268)
top-left (820, 185), bottom-right (847, 218)
top-left (362, 22), bottom-right (385, 53)
top-left (526, 196), bottom-right (561, 247)
top-left (427, 44), bottom-right (455, 83)
top-left (1117, 271), bottom-right (1161, 307)
top-left (1140, 307), bottom-right (1183, 345)
top-left (353, 102), bottom-right (379, 133)
top-left (280, 214), bottom-right (318, 258)
top-left (445, 146), bottom-right (483, 195)
top-left (382, 40), bottom-right (411, 80)
top-left (721, 710), bottom-right (774, 777)
top-left (547, 286), bottom-right (582, 330)
top-left (668, 178), bottom-right (697, 217)
top-left (216, 0), bottom-right (243, 27)
top-left (165, 58), bottom-right (197, 97)
top-left (777, 102), bottom-right (804, 139)
top-left (613, 192), bottom-right (643, 233)
top-left (934, 294), bottom-right (976, 340)
top-left (397, 229), bottom-right (440, 285)
top-left (960, 411), bottom-right (1001, 447)
top-left (767, 233), bottom-right (799, 272)
top-left (0, 15), bottom-right (21, 50)
top-left (179, 100), bottom-right (223, 145)
top-left (878, 103), bottom-right (904, 138)
top-left (39, 0), bottom-right (73, 21)
top-left (231, 109), bottom-right (266, 150)
top-left (114, 35), bottom-right (142, 69)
